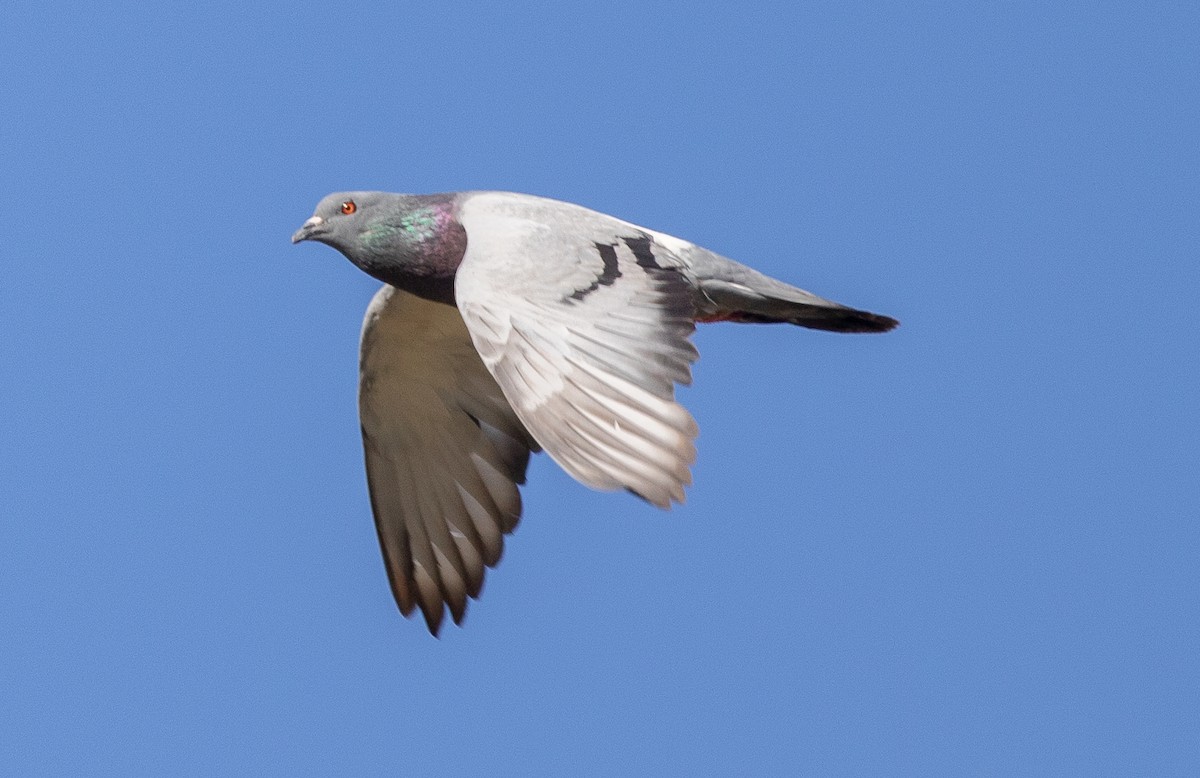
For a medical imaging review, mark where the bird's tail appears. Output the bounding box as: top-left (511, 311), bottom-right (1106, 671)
top-left (696, 279), bottom-right (898, 332)
top-left (690, 255), bottom-right (898, 333)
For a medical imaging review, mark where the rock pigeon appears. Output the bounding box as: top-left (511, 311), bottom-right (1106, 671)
top-left (293, 191), bottom-right (898, 634)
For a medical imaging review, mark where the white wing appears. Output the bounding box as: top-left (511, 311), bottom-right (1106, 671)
top-left (454, 192), bottom-right (700, 509)
top-left (358, 285), bottom-right (537, 634)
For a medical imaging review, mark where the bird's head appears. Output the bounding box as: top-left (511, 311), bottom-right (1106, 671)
top-left (293, 191), bottom-right (467, 303)
top-left (291, 191), bottom-right (395, 254)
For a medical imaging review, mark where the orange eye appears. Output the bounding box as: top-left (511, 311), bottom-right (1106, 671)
top-left (340, 200), bottom-right (357, 215)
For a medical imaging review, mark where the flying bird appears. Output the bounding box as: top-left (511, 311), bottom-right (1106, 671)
top-left (293, 191), bottom-right (898, 634)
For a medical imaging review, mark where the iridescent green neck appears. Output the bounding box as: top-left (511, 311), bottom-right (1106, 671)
top-left (357, 195), bottom-right (466, 304)
top-left (361, 204), bottom-right (443, 251)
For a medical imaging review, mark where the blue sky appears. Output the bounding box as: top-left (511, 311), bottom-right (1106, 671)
top-left (3, 2), bottom-right (1197, 775)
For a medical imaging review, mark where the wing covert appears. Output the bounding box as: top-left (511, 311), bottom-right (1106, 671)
top-left (454, 192), bottom-right (700, 509)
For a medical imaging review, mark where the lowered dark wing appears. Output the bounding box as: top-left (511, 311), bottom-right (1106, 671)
top-left (358, 285), bottom-right (537, 635)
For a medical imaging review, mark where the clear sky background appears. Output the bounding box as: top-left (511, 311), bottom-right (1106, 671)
top-left (3, 3), bottom-right (1197, 775)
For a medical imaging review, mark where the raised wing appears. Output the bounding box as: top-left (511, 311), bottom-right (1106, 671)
top-left (358, 285), bottom-right (538, 635)
top-left (454, 192), bottom-right (700, 509)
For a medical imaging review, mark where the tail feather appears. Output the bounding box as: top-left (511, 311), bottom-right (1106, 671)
top-left (658, 238), bottom-right (898, 333)
top-left (697, 278), bottom-right (899, 333)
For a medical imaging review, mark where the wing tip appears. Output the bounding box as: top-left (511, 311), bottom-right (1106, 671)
top-left (418, 598), bottom-right (472, 637)
top-left (626, 478), bottom-right (690, 510)
top-left (420, 603), bottom-right (446, 636)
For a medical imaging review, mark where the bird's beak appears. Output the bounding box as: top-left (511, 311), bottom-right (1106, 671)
top-left (291, 215), bottom-right (324, 244)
